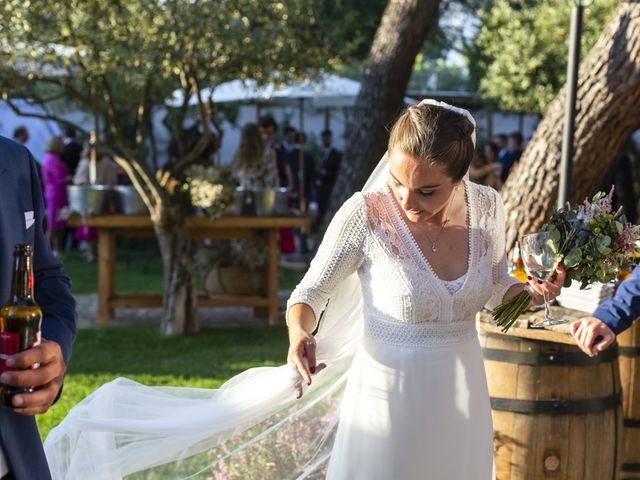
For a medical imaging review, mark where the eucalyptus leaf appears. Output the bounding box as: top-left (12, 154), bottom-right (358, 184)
top-left (564, 247), bottom-right (582, 268)
top-left (547, 226), bottom-right (561, 245)
top-left (615, 221), bottom-right (623, 235)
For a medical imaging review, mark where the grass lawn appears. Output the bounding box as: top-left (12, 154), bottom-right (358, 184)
top-left (37, 324), bottom-right (289, 441)
top-left (37, 240), bottom-right (305, 440)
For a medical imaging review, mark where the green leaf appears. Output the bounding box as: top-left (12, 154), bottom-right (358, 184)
top-left (615, 221), bottom-right (623, 235)
top-left (596, 236), bottom-right (612, 254)
top-left (564, 247), bottom-right (582, 268)
top-left (546, 224), bottom-right (560, 240)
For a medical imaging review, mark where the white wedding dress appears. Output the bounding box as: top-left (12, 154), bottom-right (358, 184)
top-left (286, 180), bottom-right (518, 479)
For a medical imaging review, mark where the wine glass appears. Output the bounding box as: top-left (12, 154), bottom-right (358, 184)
top-left (519, 232), bottom-right (565, 328)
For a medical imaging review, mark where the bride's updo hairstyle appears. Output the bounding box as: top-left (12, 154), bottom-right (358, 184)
top-left (388, 103), bottom-right (475, 182)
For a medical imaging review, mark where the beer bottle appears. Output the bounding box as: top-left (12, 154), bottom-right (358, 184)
top-left (0, 245), bottom-right (42, 407)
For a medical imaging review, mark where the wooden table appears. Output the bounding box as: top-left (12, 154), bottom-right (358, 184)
top-left (68, 214), bottom-right (311, 327)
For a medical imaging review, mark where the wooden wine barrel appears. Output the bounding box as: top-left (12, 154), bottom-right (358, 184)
top-left (618, 321), bottom-right (640, 479)
top-left (479, 317), bottom-right (623, 480)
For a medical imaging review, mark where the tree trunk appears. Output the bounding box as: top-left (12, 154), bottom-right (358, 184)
top-left (155, 206), bottom-right (198, 335)
top-left (321, 0), bottom-right (441, 233)
top-left (500, 2), bottom-right (640, 253)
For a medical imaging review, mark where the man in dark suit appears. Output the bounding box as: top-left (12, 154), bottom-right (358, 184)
top-left (0, 135), bottom-right (77, 479)
top-left (314, 129), bottom-right (342, 231)
top-left (499, 131), bottom-right (523, 182)
top-left (60, 127), bottom-right (82, 177)
top-left (572, 265), bottom-right (640, 357)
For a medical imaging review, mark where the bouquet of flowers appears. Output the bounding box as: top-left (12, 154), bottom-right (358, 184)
top-left (183, 165), bottom-right (236, 221)
top-left (494, 188), bottom-right (640, 331)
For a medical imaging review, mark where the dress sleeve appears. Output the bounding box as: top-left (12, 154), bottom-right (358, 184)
top-left (485, 189), bottom-right (521, 310)
top-left (286, 192), bottom-right (367, 326)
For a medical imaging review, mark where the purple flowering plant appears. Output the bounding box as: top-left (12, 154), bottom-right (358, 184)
top-left (494, 188), bottom-right (640, 331)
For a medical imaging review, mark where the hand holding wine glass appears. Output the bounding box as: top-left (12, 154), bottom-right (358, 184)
top-left (519, 232), bottom-right (566, 328)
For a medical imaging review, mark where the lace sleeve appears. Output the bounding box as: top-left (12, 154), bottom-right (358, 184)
top-left (286, 193), bottom-right (367, 326)
top-left (486, 189), bottom-right (521, 309)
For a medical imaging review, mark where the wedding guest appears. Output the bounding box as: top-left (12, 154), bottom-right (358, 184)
top-left (0, 135), bottom-right (77, 479)
top-left (493, 133), bottom-right (508, 160)
top-left (60, 127), bottom-right (82, 177)
top-left (469, 142), bottom-right (503, 190)
top-left (41, 137), bottom-right (70, 258)
top-left (72, 143), bottom-right (120, 262)
top-left (12, 125), bottom-right (29, 145)
top-left (287, 132), bottom-right (316, 213)
top-left (232, 123), bottom-right (279, 189)
top-left (499, 131), bottom-right (523, 182)
top-left (572, 265), bottom-right (640, 356)
top-left (314, 129), bottom-right (343, 230)
top-left (258, 115), bottom-right (293, 191)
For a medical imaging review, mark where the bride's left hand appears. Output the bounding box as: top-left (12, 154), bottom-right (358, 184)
top-left (526, 264), bottom-right (566, 305)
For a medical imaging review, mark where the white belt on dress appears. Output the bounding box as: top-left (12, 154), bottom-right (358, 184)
top-left (363, 316), bottom-right (477, 348)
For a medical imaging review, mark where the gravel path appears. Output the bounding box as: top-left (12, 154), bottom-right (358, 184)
top-left (73, 291), bottom-right (293, 328)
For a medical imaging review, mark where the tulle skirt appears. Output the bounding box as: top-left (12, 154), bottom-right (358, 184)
top-left (327, 328), bottom-right (494, 480)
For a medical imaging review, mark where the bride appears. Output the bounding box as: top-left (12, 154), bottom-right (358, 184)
top-left (44, 100), bottom-right (565, 479)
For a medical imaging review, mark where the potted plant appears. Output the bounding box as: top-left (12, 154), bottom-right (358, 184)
top-left (198, 238), bottom-right (269, 296)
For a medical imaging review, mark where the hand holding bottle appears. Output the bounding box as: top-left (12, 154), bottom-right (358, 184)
top-left (0, 339), bottom-right (66, 415)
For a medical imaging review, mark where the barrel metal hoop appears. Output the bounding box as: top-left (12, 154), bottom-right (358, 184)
top-left (490, 392), bottom-right (621, 414)
top-left (482, 344), bottom-right (618, 366)
top-left (619, 346), bottom-right (640, 357)
top-left (622, 463), bottom-right (640, 473)
top-left (624, 418), bottom-right (640, 428)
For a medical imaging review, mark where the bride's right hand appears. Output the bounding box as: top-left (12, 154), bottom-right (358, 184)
top-left (287, 328), bottom-right (326, 399)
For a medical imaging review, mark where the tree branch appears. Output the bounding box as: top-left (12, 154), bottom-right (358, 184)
top-left (2, 97), bottom-right (88, 135)
top-left (135, 76), bottom-right (153, 154)
top-left (168, 73), bottom-right (216, 175)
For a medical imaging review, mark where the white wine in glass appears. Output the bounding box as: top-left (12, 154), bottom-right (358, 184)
top-left (519, 232), bottom-right (565, 328)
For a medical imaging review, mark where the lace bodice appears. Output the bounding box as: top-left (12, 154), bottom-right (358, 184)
top-left (287, 180), bottom-right (520, 343)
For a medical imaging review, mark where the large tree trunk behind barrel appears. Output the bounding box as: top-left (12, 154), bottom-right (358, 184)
top-left (500, 2), bottom-right (640, 253)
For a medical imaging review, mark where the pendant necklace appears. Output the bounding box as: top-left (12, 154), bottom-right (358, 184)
top-left (423, 188), bottom-right (457, 253)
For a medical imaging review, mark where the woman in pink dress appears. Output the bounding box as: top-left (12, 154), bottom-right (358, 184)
top-left (42, 136), bottom-right (70, 257)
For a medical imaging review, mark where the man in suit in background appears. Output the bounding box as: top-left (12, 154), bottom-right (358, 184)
top-left (499, 131), bottom-right (523, 182)
top-left (0, 135), bottom-right (77, 479)
top-left (60, 127), bottom-right (82, 178)
top-left (314, 129), bottom-right (342, 231)
top-left (572, 265), bottom-right (639, 357)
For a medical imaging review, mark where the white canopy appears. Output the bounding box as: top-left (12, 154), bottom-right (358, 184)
top-left (166, 73), bottom-right (413, 109)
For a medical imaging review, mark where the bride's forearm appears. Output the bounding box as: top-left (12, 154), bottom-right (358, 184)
top-left (287, 303), bottom-right (317, 334)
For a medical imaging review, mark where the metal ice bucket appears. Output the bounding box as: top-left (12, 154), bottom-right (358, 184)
top-left (67, 185), bottom-right (116, 217)
top-left (235, 187), bottom-right (289, 216)
top-left (114, 185), bottom-right (148, 215)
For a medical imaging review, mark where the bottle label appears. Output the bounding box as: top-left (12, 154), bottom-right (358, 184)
top-left (0, 332), bottom-right (20, 372)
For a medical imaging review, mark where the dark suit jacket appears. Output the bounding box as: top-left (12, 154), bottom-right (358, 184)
top-left (0, 136), bottom-right (77, 479)
top-left (60, 140), bottom-right (82, 177)
top-left (499, 148), bottom-right (522, 182)
top-left (594, 265), bottom-right (640, 334)
top-left (285, 147), bottom-right (316, 208)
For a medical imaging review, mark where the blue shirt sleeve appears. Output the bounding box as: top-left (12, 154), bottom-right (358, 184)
top-left (593, 265), bottom-right (640, 334)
